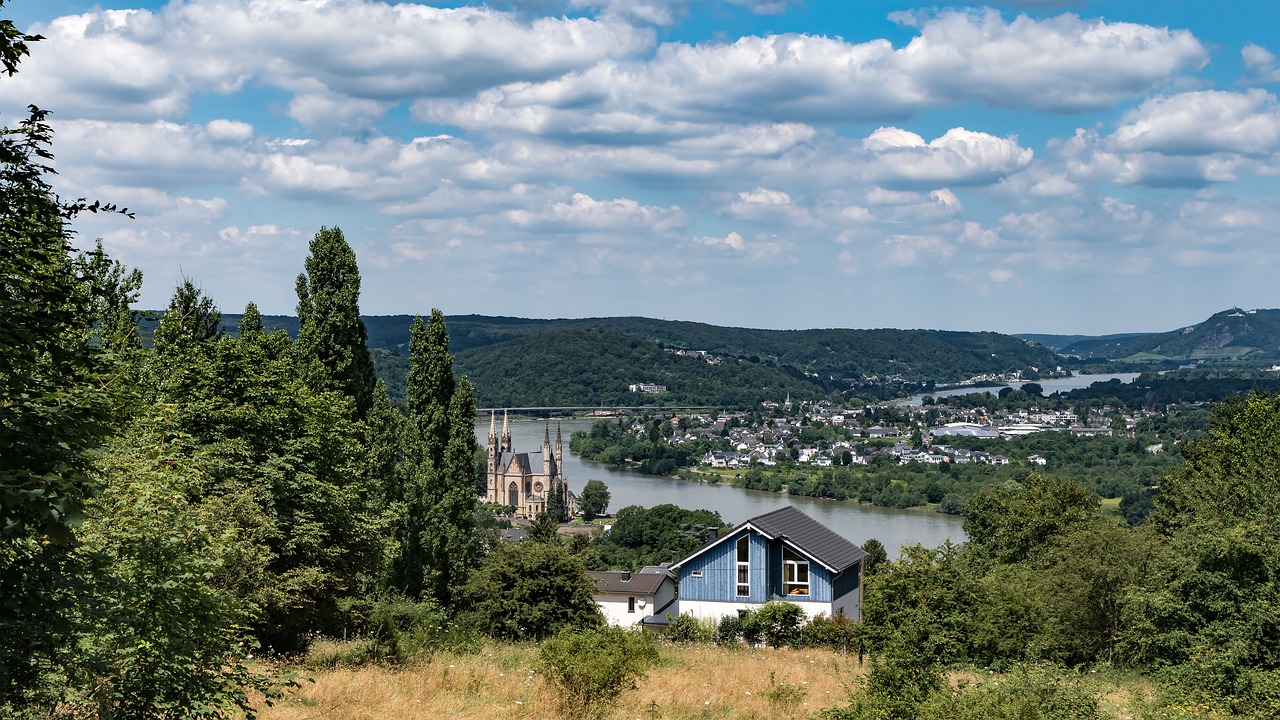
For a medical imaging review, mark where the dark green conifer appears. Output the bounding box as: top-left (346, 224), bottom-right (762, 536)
top-left (294, 226), bottom-right (376, 419)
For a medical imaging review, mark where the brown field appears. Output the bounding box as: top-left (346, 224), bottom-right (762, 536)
top-left (254, 641), bottom-right (863, 720)
top-left (254, 639), bottom-right (1159, 720)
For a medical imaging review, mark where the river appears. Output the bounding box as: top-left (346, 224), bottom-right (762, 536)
top-left (476, 417), bottom-right (965, 557)
top-left (901, 373), bottom-right (1142, 406)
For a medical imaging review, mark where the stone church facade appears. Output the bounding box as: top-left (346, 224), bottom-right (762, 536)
top-left (485, 411), bottom-right (576, 518)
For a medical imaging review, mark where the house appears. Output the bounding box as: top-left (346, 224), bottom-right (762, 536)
top-left (586, 567), bottom-right (677, 627)
top-left (672, 506), bottom-right (866, 623)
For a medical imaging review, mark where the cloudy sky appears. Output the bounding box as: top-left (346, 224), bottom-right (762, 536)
top-left (5, 0), bottom-right (1278, 334)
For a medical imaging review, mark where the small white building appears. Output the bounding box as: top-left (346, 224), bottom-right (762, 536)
top-left (586, 567), bottom-right (677, 628)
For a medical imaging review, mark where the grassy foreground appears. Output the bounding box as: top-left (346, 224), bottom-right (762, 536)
top-left (253, 639), bottom-right (1156, 720)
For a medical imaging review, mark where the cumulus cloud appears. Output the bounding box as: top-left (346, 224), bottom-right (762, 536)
top-left (863, 127), bottom-right (1032, 187)
top-left (5, 0), bottom-right (652, 127)
top-left (693, 231), bottom-right (792, 262)
top-left (415, 9), bottom-right (1206, 146)
top-left (503, 192), bottom-right (686, 237)
top-left (1108, 90), bottom-right (1280, 156)
top-left (890, 8), bottom-right (1207, 112)
top-left (1242, 43), bottom-right (1280, 84)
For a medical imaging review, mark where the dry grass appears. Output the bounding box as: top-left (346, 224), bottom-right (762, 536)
top-left (254, 641), bottom-right (864, 720)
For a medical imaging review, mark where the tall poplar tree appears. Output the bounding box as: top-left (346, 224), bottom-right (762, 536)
top-left (295, 226), bottom-right (377, 420)
top-left (391, 310), bottom-right (477, 604)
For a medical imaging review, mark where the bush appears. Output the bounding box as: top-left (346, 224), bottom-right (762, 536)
top-left (536, 627), bottom-right (660, 718)
top-left (715, 614), bottom-right (744, 645)
top-left (754, 600), bottom-right (805, 648)
top-left (667, 613), bottom-right (714, 643)
top-left (822, 663), bottom-right (1103, 720)
top-left (802, 613), bottom-right (861, 652)
top-left (919, 663), bottom-right (1104, 720)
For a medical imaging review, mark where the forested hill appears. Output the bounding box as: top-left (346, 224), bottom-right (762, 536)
top-left (1034, 308), bottom-right (1280, 361)
top-left (452, 327), bottom-right (830, 407)
top-left (199, 313), bottom-right (1060, 406)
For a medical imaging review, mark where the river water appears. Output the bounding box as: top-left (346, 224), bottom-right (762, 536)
top-left (901, 373), bottom-right (1142, 406)
top-left (476, 417), bottom-right (965, 556)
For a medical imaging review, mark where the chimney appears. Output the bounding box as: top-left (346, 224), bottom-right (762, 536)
top-left (621, 571), bottom-right (630, 581)
top-left (705, 526), bottom-right (718, 545)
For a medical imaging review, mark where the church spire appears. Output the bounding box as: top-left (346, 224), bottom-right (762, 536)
top-left (543, 421), bottom-right (552, 477)
top-left (489, 410), bottom-right (497, 444)
top-left (501, 409), bottom-right (511, 452)
top-left (554, 422), bottom-right (563, 477)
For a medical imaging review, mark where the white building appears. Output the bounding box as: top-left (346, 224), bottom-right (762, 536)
top-left (586, 567), bottom-right (677, 627)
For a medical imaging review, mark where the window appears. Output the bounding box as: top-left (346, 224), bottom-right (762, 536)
top-left (690, 571), bottom-right (703, 578)
top-left (736, 536), bottom-right (750, 597)
top-left (628, 597), bottom-right (635, 613)
top-left (783, 547), bottom-right (809, 596)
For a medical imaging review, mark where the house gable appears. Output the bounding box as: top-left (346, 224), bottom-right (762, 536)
top-left (673, 506), bottom-right (865, 621)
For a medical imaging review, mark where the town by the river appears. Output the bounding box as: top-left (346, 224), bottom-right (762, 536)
top-left (477, 417), bottom-right (966, 557)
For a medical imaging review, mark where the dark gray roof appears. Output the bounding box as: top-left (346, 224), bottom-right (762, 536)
top-left (586, 570), bottom-right (670, 595)
top-left (673, 505), bottom-right (866, 573)
top-left (747, 506), bottom-right (866, 572)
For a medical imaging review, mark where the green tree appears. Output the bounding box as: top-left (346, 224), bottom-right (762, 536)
top-left (68, 432), bottom-right (289, 718)
top-left (391, 311), bottom-right (477, 605)
top-left (458, 541), bottom-right (603, 641)
top-left (529, 511), bottom-right (560, 543)
top-left (153, 277), bottom-right (222, 357)
top-left (546, 477), bottom-right (569, 523)
top-left (295, 226), bottom-right (377, 419)
top-left (861, 538), bottom-right (889, 577)
top-left (1121, 393), bottom-right (1280, 716)
top-left (145, 328), bottom-right (383, 651)
top-left (579, 479), bottom-right (610, 520)
top-left (1, 10), bottom-right (136, 707)
top-left (962, 475), bottom-right (1098, 565)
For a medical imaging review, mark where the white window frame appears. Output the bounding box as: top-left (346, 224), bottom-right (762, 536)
top-left (735, 535), bottom-right (750, 598)
top-left (783, 547), bottom-right (810, 597)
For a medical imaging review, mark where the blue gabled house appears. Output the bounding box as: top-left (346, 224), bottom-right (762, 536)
top-left (671, 506), bottom-right (866, 622)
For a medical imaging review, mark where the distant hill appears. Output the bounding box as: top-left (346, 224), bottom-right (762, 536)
top-left (200, 313), bottom-right (1059, 406)
top-left (1017, 332), bottom-right (1149, 354)
top-left (1027, 309), bottom-right (1280, 361)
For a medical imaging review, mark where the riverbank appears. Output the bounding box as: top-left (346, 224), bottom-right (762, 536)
top-left (678, 466), bottom-right (954, 517)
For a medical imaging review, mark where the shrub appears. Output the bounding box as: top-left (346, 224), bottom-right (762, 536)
top-left (919, 663), bottom-right (1104, 720)
top-left (802, 613), bottom-right (862, 653)
top-left (754, 600), bottom-right (805, 648)
top-left (667, 613), bottom-right (714, 643)
top-left (715, 614), bottom-right (743, 645)
top-left (536, 627), bottom-right (660, 718)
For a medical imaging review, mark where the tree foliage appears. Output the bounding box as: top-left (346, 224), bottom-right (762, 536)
top-left (295, 226), bottom-right (377, 420)
top-left (458, 541), bottom-right (603, 641)
top-left (579, 479), bottom-right (610, 520)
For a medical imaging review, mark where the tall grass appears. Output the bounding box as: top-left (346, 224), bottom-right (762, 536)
top-left (255, 639), bottom-right (861, 720)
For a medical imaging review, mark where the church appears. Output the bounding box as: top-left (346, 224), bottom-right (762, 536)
top-left (485, 411), bottom-right (576, 519)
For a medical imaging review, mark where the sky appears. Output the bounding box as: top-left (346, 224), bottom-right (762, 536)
top-left (4, 0), bottom-right (1278, 335)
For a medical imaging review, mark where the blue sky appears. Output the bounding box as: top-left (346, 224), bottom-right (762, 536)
top-left (4, 0), bottom-right (1277, 334)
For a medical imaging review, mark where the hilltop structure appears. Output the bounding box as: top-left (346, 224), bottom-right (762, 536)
top-left (485, 411), bottom-right (576, 518)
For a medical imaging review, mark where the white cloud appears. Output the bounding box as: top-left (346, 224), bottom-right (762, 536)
top-left (890, 8), bottom-right (1207, 112)
top-left (6, 0), bottom-right (653, 128)
top-left (880, 234), bottom-right (954, 267)
top-left (503, 192), bottom-right (686, 237)
top-left (864, 127), bottom-right (1032, 187)
top-left (1108, 90), bottom-right (1280, 156)
top-left (415, 9), bottom-right (1206, 146)
top-left (1242, 43), bottom-right (1280, 84)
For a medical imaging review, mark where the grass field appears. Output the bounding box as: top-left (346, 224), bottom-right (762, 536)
top-left (253, 639), bottom-right (1160, 720)
top-left (257, 641), bottom-right (860, 720)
